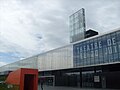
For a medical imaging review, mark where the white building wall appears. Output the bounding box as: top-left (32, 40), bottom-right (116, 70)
top-left (37, 45), bottom-right (73, 71)
top-left (0, 56), bottom-right (38, 72)
top-left (0, 45), bottom-right (73, 72)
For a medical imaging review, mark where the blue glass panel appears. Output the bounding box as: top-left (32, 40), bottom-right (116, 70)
top-left (103, 47), bottom-right (108, 63)
top-left (108, 54), bottom-right (113, 62)
top-left (90, 58), bottom-right (94, 65)
top-left (94, 38), bottom-right (98, 50)
top-left (113, 53), bottom-right (118, 62)
top-left (117, 31), bottom-right (120, 43)
top-left (106, 34), bottom-right (111, 46)
top-left (98, 37), bottom-right (102, 49)
top-left (110, 32), bottom-right (117, 45)
top-left (86, 41), bottom-right (90, 51)
top-left (102, 35), bottom-right (107, 47)
top-left (112, 45), bottom-right (118, 53)
top-left (118, 44), bottom-right (120, 53)
top-left (119, 53), bottom-right (120, 61)
top-left (89, 40), bottom-right (94, 50)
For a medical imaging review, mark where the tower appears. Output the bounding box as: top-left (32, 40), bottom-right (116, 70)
top-left (69, 8), bottom-right (86, 43)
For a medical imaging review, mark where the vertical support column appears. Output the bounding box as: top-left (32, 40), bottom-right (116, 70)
top-left (80, 69), bottom-right (82, 88)
top-left (93, 67), bottom-right (96, 88)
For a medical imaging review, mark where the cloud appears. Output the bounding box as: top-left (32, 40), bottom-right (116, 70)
top-left (0, 0), bottom-right (120, 66)
top-left (0, 61), bottom-right (7, 67)
top-left (60, 0), bottom-right (120, 33)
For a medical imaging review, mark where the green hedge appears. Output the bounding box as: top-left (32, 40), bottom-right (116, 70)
top-left (0, 75), bottom-right (19, 90)
top-left (0, 84), bottom-right (11, 90)
top-left (0, 84), bottom-right (19, 90)
top-left (0, 75), bottom-right (7, 81)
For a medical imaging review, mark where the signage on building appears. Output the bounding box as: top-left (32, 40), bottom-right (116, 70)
top-left (73, 31), bottom-right (120, 67)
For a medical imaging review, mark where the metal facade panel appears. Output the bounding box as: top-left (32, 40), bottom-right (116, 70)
top-left (38, 45), bottom-right (73, 71)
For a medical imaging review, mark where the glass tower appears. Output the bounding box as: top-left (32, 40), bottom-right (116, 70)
top-left (69, 8), bottom-right (86, 43)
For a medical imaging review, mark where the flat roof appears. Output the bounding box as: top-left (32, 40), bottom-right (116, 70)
top-left (72, 27), bottom-right (120, 45)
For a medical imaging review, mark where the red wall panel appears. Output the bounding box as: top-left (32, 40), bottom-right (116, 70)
top-left (5, 68), bottom-right (38, 90)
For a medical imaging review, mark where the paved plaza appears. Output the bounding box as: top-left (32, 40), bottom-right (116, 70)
top-left (38, 85), bottom-right (119, 90)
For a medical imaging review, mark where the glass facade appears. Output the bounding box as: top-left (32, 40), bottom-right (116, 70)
top-left (73, 30), bottom-right (120, 67)
top-left (82, 71), bottom-right (94, 88)
top-left (0, 56), bottom-right (38, 72)
top-left (69, 8), bottom-right (86, 43)
top-left (0, 45), bottom-right (73, 72)
top-left (38, 45), bottom-right (73, 71)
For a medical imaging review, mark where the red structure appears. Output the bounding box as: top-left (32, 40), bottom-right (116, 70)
top-left (5, 68), bottom-right (38, 90)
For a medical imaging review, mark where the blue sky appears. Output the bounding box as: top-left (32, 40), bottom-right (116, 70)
top-left (0, 0), bottom-right (120, 66)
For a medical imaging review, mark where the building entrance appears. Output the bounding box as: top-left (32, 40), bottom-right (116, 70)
top-left (24, 74), bottom-right (35, 90)
top-left (39, 76), bottom-right (55, 86)
top-left (82, 71), bottom-right (94, 88)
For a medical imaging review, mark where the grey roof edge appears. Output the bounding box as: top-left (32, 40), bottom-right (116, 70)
top-left (72, 27), bottom-right (120, 45)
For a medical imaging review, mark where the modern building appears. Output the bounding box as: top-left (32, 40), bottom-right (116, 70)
top-left (0, 8), bottom-right (120, 89)
top-left (69, 8), bottom-right (86, 43)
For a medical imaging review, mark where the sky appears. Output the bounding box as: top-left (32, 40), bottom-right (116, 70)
top-left (0, 0), bottom-right (120, 66)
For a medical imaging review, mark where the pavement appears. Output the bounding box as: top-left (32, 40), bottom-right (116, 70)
top-left (38, 85), bottom-right (119, 90)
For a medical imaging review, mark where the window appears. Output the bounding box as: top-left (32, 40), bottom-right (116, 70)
top-left (108, 54), bottom-right (113, 62)
top-left (113, 53), bottom-right (118, 62)
top-left (112, 45), bottom-right (118, 53)
top-left (90, 40), bottom-right (94, 50)
top-left (102, 35), bottom-right (107, 47)
top-left (117, 31), bottom-right (120, 43)
top-left (110, 32), bottom-right (117, 45)
top-left (103, 47), bottom-right (108, 63)
top-left (98, 49), bottom-right (103, 64)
